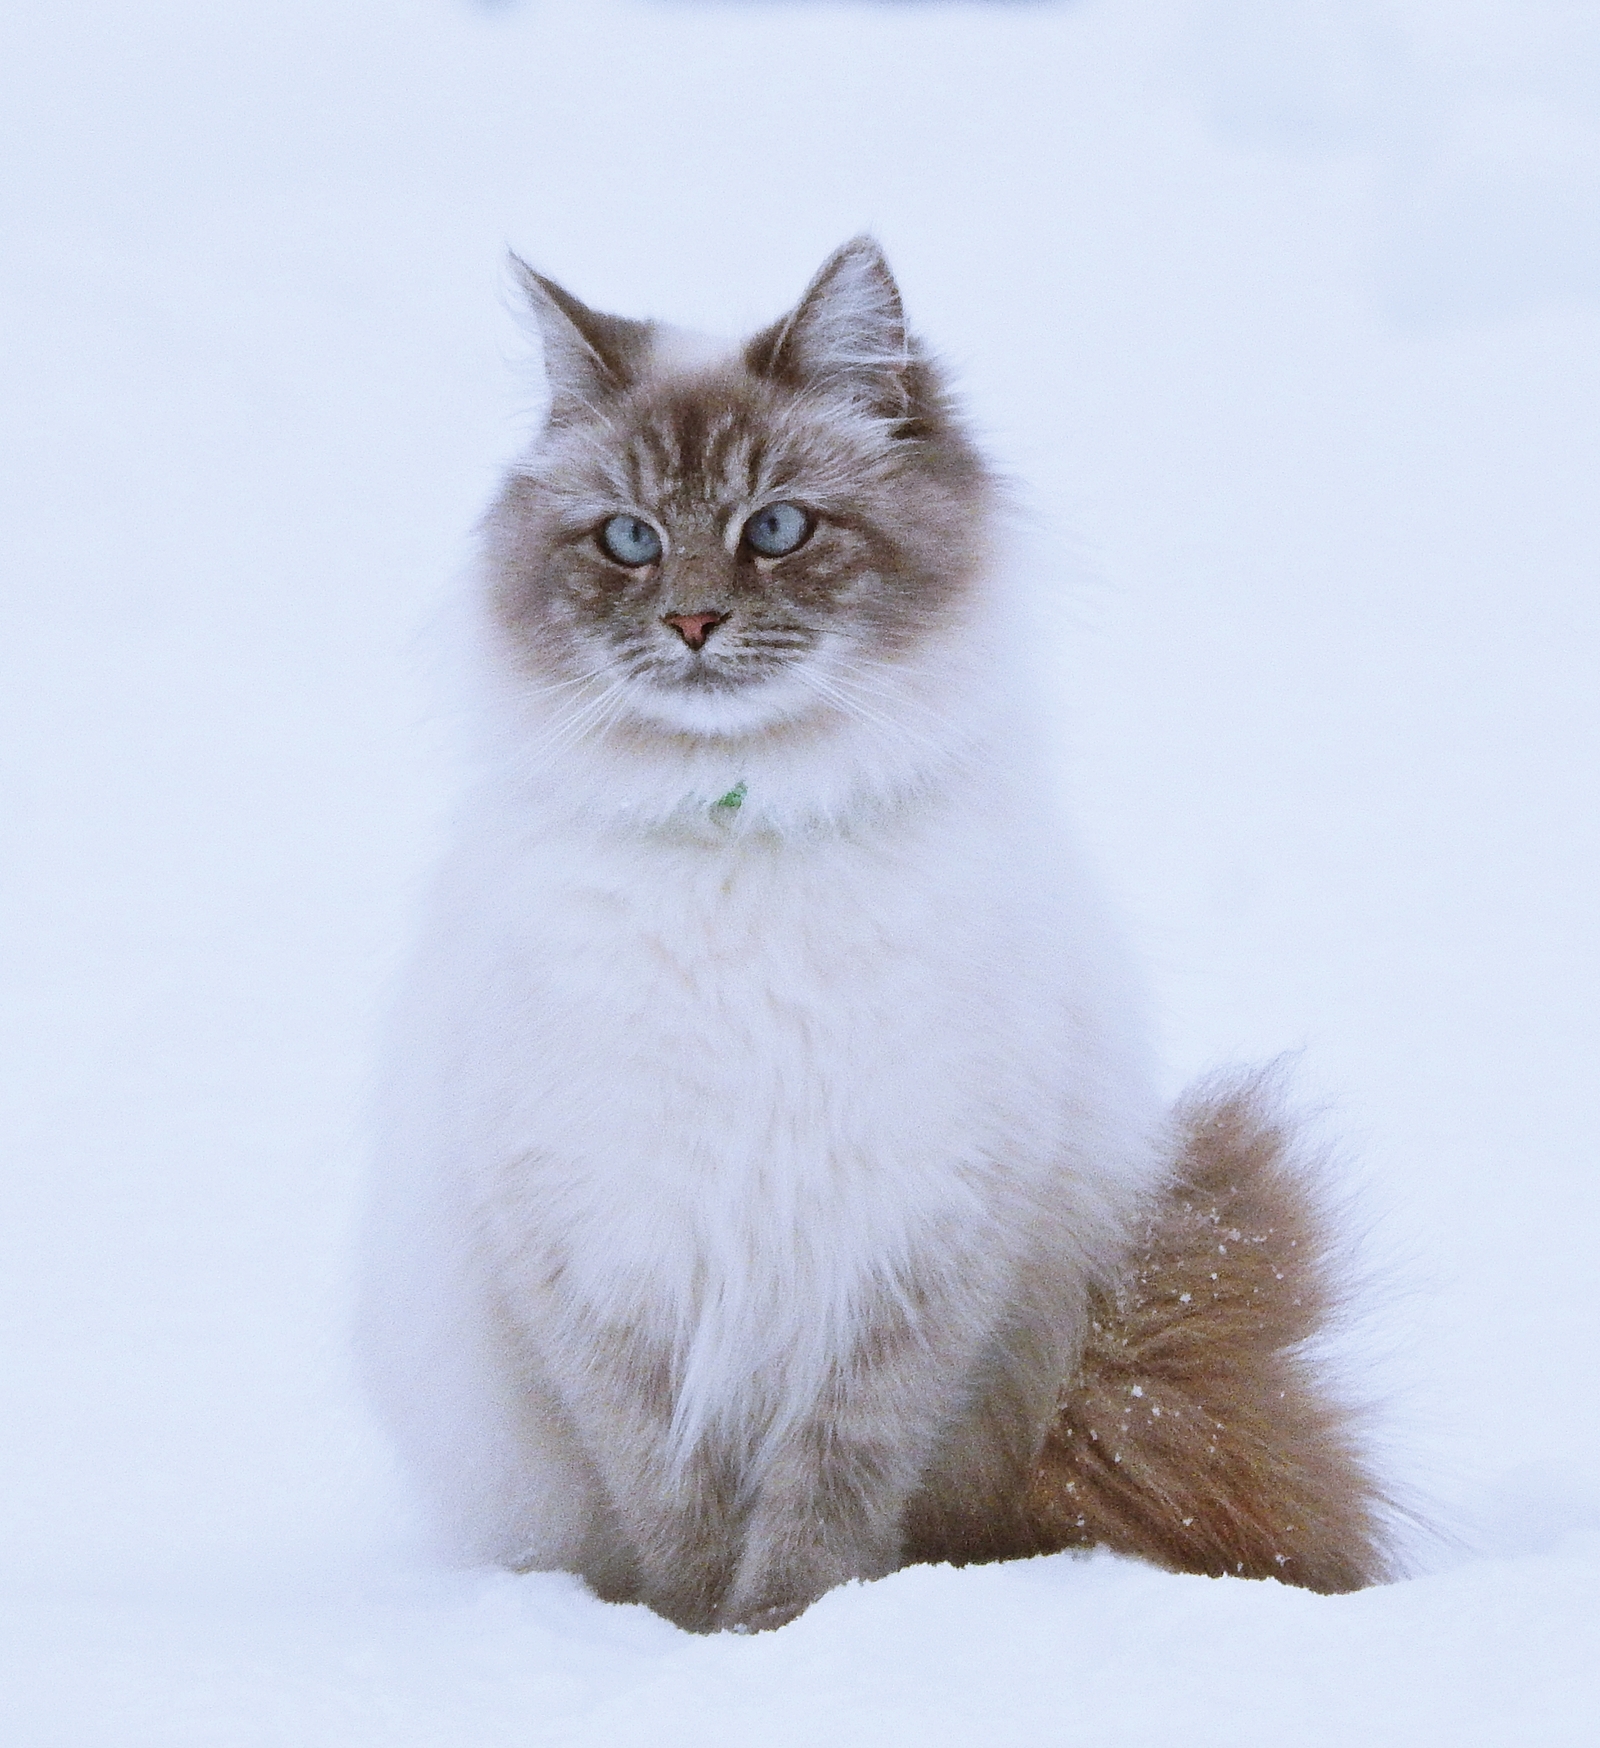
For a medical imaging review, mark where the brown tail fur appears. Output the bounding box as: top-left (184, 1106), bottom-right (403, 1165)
top-left (1024, 1076), bottom-right (1390, 1592)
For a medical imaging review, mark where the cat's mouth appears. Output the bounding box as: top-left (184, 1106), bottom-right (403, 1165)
top-left (611, 634), bottom-right (838, 739)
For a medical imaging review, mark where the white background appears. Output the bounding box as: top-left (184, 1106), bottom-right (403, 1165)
top-left (2, 3), bottom-right (1596, 1741)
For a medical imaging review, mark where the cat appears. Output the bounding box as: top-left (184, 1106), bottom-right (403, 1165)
top-left (358, 238), bottom-right (1387, 1632)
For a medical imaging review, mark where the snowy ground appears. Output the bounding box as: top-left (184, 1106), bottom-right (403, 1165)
top-left (3, 2), bottom-right (1598, 1741)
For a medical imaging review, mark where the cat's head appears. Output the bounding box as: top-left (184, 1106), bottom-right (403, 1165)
top-left (485, 238), bottom-right (997, 745)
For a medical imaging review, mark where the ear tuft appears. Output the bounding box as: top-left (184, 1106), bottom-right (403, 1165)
top-left (746, 236), bottom-right (910, 415)
top-left (509, 253), bottom-right (653, 422)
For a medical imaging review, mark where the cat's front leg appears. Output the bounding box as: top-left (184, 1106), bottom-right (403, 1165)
top-left (714, 1419), bottom-right (911, 1632)
top-left (714, 1295), bottom-right (983, 1632)
top-left (519, 1305), bottom-right (743, 1631)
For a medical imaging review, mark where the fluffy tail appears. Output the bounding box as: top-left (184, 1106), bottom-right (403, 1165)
top-left (1025, 1077), bottom-right (1391, 1592)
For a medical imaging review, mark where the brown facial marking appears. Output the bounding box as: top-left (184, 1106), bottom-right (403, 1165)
top-left (484, 244), bottom-right (997, 733)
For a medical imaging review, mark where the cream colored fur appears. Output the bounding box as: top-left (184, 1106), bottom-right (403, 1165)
top-left (358, 242), bottom-right (1167, 1632)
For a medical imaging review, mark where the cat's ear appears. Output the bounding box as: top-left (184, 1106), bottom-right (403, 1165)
top-left (510, 254), bottom-right (652, 421)
top-left (745, 236), bottom-right (910, 416)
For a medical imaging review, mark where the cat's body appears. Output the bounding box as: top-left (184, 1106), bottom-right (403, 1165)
top-left (360, 241), bottom-right (1384, 1632)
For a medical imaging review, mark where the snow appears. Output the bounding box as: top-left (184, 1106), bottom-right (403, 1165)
top-left (2, 1), bottom-right (1597, 1740)
top-left (8, 1546), bottom-right (1600, 1746)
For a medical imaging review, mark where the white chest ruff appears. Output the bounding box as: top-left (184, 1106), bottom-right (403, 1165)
top-left (448, 796), bottom-right (1137, 1452)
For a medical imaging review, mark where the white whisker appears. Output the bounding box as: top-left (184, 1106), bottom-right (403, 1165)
top-left (792, 667), bottom-right (951, 767)
top-left (520, 674), bottom-right (633, 766)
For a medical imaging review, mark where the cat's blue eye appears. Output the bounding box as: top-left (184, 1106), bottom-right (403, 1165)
top-left (742, 502), bottom-right (813, 559)
top-left (599, 515), bottom-right (664, 567)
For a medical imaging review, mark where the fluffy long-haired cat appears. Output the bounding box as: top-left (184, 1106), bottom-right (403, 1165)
top-left (360, 239), bottom-right (1388, 1632)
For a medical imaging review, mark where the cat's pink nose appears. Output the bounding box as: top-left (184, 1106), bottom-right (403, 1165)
top-left (663, 611), bottom-right (726, 651)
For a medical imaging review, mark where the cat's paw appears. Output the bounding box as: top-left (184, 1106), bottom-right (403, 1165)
top-left (714, 1591), bottom-right (815, 1635)
top-left (716, 1532), bottom-right (892, 1633)
top-left (713, 1545), bottom-right (835, 1633)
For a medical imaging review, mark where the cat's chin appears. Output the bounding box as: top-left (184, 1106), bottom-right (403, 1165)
top-left (617, 674), bottom-right (831, 743)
